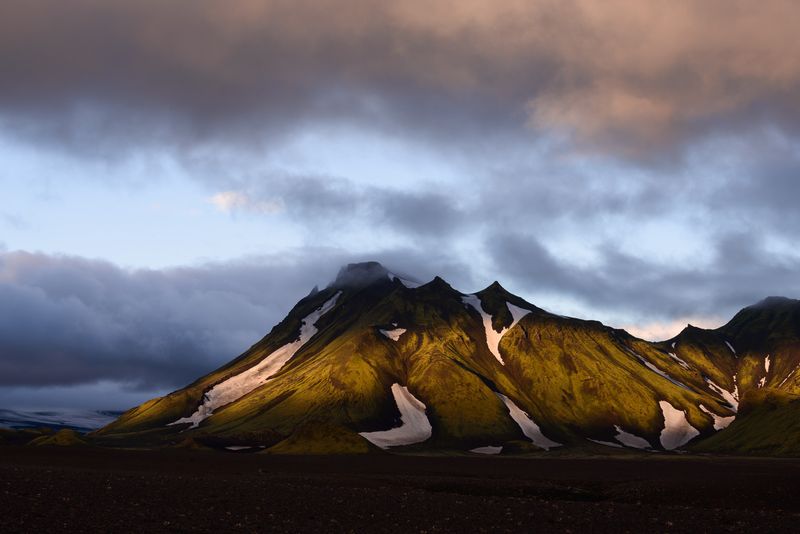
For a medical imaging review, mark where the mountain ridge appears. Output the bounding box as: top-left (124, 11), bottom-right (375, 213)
top-left (95, 261), bottom-right (800, 456)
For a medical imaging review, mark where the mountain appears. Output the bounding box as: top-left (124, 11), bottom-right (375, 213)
top-left (95, 263), bottom-right (800, 455)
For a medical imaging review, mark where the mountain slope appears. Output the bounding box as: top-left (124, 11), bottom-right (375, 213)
top-left (96, 263), bottom-right (800, 455)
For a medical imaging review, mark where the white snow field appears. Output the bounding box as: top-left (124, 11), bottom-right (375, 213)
top-left (359, 384), bottom-right (433, 449)
top-left (659, 401), bottom-right (700, 450)
top-left (667, 352), bottom-right (691, 370)
top-left (379, 327), bottom-right (407, 341)
top-left (470, 446), bottom-right (503, 455)
top-left (699, 404), bottom-right (736, 430)
top-left (635, 354), bottom-right (690, 390)
top-left (587, 438), bottom-right (623, 449)
top-left (496, 393), bottom-right (561, 450)
top-left (170, 292), bottom-right (341, 428)
top-left (462, 295), bottom-right (531, 365)
top-left (705, 378), bottom-right (739, 411)
top-left (778, 364), bottom-right (799, 387)
top-left (613, 425), bottom-right (652, 449)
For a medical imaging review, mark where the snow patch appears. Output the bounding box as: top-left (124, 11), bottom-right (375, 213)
top-left (390, 273), bottom-right (422, 288)
top-left (725, 341), bottom-right (736, 355)
top-left (170, 292), bottom-right (341, 428)
top-left (507, 303), bottom-right (531, 325)
top-left (705, 378), bottom-right (739, 411)
top-left (667, 352), bottom-right (691, 370)
top-left (699, 404), bottom-right (735, 430)
top-left (470, 446), bottom-right (503, 455)
top-left (659, 401), bottom-right (700, 450)
top-left (496, 393), bottom-right (561, 450)
top-left (225, 446), bottom-right (254, 451)
top-left (756, 357), bottom-right (770, 386)
top-left (613, 425), bottom-right (652, 449)
top-left (379, 328), bottom-right (407, 341)
top-left (462, 295), bottom-right (531, 365)
top-left (778, 365), bottom-right (799, 388)
top-left (632, 352), bottom-right (690, 390)
top-left (359, 384), bottom-right (432, 449)
top-left (588, 438), bottom-right (623, 449)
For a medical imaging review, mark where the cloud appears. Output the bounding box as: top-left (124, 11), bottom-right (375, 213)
top-left (373, 188), bottom-right (464, 237)
top-left (210, 174), bottom-right (468, 240)
top-left (706, 134), bottom-right (800, 233)
top-left (485, 229), bottom-right (800, 325)
top-left (0, 227), bottom-right (796, 404)
top-left (0, 247), bottom-right (475, 393)
top-left (0, 381), bottom-right (166, 411)
top-left (5, 1), bottom-right (800, 408)
top-left (3, 1), bottom-right (800, 159)
top-left (0, 249), bottom-right (335, 389)
top-left (0, 212), bottom-right (28, 230)
top-left (209, 191), bottom-right (284, 214)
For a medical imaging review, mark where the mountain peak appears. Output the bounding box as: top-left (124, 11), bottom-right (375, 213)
top-left (331, 261), bottom-right (391, 288)
top-left (482, 281), bottom-right (507, 293)
top-left (716, 295), bottom-right (800, 343)
top-left (418, 275), bottom-right (456, 293)
top-left (305, 285), bottom-right (320, 298)
top-left (751, 296), bottom-right (798, 309)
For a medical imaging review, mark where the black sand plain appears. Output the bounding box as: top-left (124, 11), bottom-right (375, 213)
top-left (1, 447), bottom-right (799, 533)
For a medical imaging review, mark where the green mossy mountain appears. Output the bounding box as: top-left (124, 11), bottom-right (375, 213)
top-left (95, 263), bottom-right (800, 455)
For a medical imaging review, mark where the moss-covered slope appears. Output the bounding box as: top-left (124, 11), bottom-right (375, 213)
top-left (95, 263), bottom-right (800, 455)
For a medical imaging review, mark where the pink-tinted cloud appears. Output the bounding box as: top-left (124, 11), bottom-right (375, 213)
top-left (2, 1), bottom-right (800, 157)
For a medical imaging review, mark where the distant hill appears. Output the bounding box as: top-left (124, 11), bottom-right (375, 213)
top-left (0, 409), bottom-right (121, 433)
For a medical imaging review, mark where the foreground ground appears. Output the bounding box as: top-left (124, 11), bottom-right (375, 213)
top-left (1, 447), bottom-right (799, 533)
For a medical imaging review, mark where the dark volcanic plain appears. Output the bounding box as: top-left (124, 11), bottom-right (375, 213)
top-left (1, 448), bottom-right (799, 533)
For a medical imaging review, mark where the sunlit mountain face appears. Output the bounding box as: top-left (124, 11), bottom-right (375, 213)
top-left (93, 262), bottom-right (800, 456)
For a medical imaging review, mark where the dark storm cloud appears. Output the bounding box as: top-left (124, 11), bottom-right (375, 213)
top-left (0, 250), bottom-right (336, 388)
top-left (2, 232), bottom-right (792, 393)
top-left (3, 1), bottom-right (800, 158)
top-left (0, 0), bottom-right (535, 155)
top-left (486, 230), bottom-right (800, 322)
top-left (707, 138), bottom-right (800, 232)
top-left (0, 248), bottom-right (474, 390)
top-left (369, 188), bottom-right (463, 238)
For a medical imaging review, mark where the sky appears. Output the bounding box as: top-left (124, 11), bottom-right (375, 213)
top-left (2, 0), bottom-right (800, 410)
